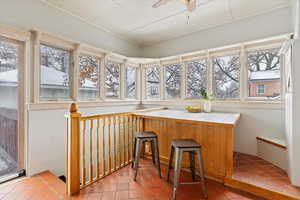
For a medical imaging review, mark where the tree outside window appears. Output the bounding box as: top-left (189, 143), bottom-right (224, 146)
top-left (213, 55), bottom-right (240, 99)
top-left (78, 55), bottom-right (99, 100)
top-left (186, 60), bottom-right (207, 99)
top-left (165, 64), bottom-right (181, 99)
top-left (105, 61), bottom-right (120, 98)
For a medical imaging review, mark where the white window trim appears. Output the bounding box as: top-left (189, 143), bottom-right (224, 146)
top-left (124, 64), bottom-right (139, 100)
top-left (163, 62), bottom-right (182, 101)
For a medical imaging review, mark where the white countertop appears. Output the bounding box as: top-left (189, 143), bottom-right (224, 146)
top-left (134, 109), bottom-right (240, 126)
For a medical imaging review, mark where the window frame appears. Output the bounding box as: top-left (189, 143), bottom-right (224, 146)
top-left (39, 43), bottom-right (74, 101)
top-left (212, 51), bottom-right (241, 101)
top-left (184, 57), bottom-right (208, 100)
top-left (144, 64), bottom-right (161, 100)
top-left (245, 45), bottom-right (284, 102)
top-left (104, 60), bottom-right (121, 99)
top-left (163, 62), bottom-right (182, 100)
top-left (256, 84), bottom-right (266, 94)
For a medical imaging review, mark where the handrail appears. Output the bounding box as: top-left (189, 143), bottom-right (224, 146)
top-left (66, 103), bottom-right (168, 195)
top-left (80, 106), bottom-right (168, 121)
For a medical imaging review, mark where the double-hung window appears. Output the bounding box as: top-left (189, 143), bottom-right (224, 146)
top-left (40, 44), bottom-right (71, 100)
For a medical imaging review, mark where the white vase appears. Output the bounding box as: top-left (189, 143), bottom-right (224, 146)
top-left (203, 100), bottom-right (211, 113)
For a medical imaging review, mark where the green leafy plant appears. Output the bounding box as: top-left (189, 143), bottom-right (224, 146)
top-left (200, 88), bottom-right (213, 100)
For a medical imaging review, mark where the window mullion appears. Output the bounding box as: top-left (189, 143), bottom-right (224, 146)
top-left (180, 57), bottom-right (186, 101)
top-left (100, 55), bottom-right (106, 100)
top-left (32, 30), bottom-right (40, 103)
top-left (159, 62), bottom-right (165, 100)
top-left (120, 61), bottom-right (125, 100)
top-left (240, 44), bottom-right (247, 102)
top-left (207, 51), bottom-right (213, 97)
top-left (72, 44), bottom-right (80, 101)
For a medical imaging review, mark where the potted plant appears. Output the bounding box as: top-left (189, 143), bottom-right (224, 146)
top-left (200, 88), bottom-right (213, 113)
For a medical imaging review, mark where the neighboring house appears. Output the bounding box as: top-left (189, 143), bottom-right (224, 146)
top-left (248, 70), bottom-right (280, 98)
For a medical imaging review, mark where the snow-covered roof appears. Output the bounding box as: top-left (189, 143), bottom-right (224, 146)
top-left (249, 70), bottom-right (280, 81)
top-left (0, 66), bottom-right (96, 88)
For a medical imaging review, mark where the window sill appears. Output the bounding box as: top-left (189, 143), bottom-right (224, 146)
top-left (28, 100), bottom-right (142, 111)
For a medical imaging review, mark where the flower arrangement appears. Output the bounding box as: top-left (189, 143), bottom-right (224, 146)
top-left (200, 88), bottom-right (213, 100)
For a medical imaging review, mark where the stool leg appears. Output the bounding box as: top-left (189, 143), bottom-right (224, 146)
top-left (151, 140), bottom-right (156, 165)
top-left (153, 138), bottom-right (162, 178)
top-left (131, 138), bottom-right (137, 168)
top-left (167, 146), bottom-right (174, 182)
top-left (189, 151), bottom-right (196, 181)
top-left (134, 139), bottom-right (142, 181)
top-left (172, 148), bottom-right (182, 200)
top-left (197, 149), bottom-right (207, 199)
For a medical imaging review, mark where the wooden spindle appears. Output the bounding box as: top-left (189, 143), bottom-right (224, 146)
top-left (107, 118), bottom-right (111, 174)
top-left (102, 118), bottom-right (106, 176)
top-left (89, 120), bottom-right (94, 183)
top-left (129, 116), bottom-right (133, 162)
top-left (122, 116), bottom-right (126, 165)
top-left (96, 119), bottom-right (100, 179)
top-left (67, 103), bottom-right (81, 195)
top-left (126, 116), bottom-right (129, 164)
top-left (82, 120), bottom-right (86, 186)
top-left (113, 116), bottom-right (117, 171)
top-left (118, 116), bottom-right (121, 168)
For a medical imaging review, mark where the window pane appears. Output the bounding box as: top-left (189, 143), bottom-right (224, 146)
top-left (186, 60), bottom-right (207, 98)
top-left (125, 67), bottom-right (137, 99)
top-left (146, 66), bottom-right (160, 99)
top-left (165, 64), bottom-right (181, 99)
top-left (105, 62), bottom-right (120, 98)
top-left (78, 55), bottom-right (99, 100)
top-left (213, 55), bottom-right (240, 99)
top-left (248, 48), bottom-right (281, 99)
top-left (40, 44), bottom-right (71, 99)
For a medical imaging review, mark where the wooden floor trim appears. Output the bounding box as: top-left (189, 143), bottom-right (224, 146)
top-left (225, 178), bottom-right (300, 200)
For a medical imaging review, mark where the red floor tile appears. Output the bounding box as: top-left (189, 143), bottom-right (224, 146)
top-left (233, 152), bottom-right (300, 198)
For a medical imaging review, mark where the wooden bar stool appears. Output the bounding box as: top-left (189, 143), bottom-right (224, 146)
top-left (131, 131), bottom-right (162, 181)
top-left (167, 139), bottom-right (207, 200)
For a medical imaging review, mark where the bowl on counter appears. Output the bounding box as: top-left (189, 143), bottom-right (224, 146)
top-left (185, 106), bottom-right (202, 113)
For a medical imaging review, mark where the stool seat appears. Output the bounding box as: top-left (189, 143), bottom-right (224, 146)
top-left (135, 131), bottom-right (157, 138)
top-left (171, 139), bottom-right (201, 148)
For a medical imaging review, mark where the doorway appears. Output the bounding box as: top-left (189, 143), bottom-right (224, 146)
top-left (0, 36), bottom-right (25, 182)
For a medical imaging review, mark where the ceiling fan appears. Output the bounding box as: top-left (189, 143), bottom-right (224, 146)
top-left (152, 0), bottom-right (197, 12)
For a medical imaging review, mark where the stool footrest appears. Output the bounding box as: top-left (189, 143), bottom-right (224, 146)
top-left (180, 181), bottom-right (202, 185)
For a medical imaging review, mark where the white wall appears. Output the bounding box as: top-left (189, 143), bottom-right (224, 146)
top-left (27, 104), bottom-right (142, 176)
top-left (0, 0), bottom-right (141, 57)
top-left (141, 7), bottom-right (293, 58)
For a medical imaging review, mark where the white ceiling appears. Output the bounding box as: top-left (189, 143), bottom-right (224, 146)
top-left (40, 0), bottom-right (291, 46)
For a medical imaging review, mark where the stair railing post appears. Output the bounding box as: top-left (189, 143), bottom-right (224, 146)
top-left (67, 103), bottom-right (81, 195)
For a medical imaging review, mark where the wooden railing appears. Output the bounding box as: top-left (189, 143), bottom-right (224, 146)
top-left (66, 103), bottom-right (167, 195)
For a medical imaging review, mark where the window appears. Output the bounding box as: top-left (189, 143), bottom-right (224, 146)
top-left (186, 59), bottom-right (207, 99)
top-left (146, 66), bottom-right (160, 99)
top-left (78, 55), bottom-right (99, 100)
top-left (105, 61), bottom-right (120, 98)
top-left (213, 55), bottom-right (240, 99)
top-left (257, 84), bottom-right (265, 94)
top-left (40, 44), bottom-right (71, 100)
top-left (125, 66), bottom-right (137, 99)
top-left (247, 48), bottom-right (281, 99)
top-left (165, 63), bottom-right (181, 99)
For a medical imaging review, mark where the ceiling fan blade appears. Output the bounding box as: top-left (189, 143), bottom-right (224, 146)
top-left (187, 0), bottom-right (196, 12)
top-left (152, 0), bottom-right (172, 8)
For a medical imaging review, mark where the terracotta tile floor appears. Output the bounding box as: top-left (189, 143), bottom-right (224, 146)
top-left (233, 152), bottom-right (300, 198)
top-left (0, 159), bottom-right (264, 200)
